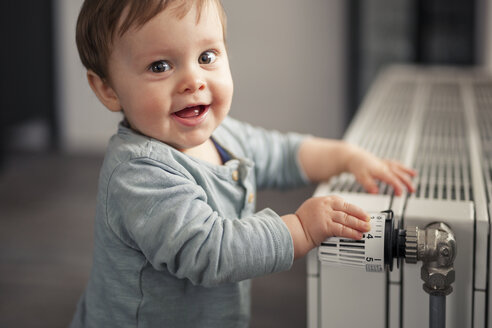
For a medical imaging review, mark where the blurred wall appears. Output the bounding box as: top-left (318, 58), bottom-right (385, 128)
top-left (222, 1), bottom-right (347, 138)
top-left (54, 1), bottom-right (347, 153)
top-left (54, 0), bottom-right (121, 153)
top-left (485, 0), bottom-right (492, 70)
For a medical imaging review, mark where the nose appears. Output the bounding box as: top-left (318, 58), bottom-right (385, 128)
top-left (178, 66), bottom-right (206, 94)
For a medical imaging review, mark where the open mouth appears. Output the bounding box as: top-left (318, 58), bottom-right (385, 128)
top-left (172, 105), bottom-right (210, 127)
top-left (174, 105), bottom-right (207, 118)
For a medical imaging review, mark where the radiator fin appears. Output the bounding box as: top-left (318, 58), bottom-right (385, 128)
top-left (412, 83), bottom-right (473, 201)
top-left (329, 75), bottom-right (479, 202)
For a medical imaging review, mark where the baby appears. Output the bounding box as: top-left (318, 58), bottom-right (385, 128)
top-left (71, 0), bottom-right (416, 327)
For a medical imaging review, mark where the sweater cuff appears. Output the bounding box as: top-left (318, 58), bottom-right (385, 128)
top-left (257, 207), bottom-right (294, 273)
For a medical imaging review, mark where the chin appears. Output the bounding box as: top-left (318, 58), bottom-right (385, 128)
top-left (175, 134), bottom-right (211, 150)
top-left (187, 127), bottom-right (215, 143)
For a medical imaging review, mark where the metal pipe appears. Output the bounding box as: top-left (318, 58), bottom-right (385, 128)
top-left (429, 294), bottom-right (445, 328)
top-left (405, 223), bottom-right (456, 328)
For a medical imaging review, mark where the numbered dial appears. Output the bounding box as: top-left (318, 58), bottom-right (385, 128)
top-left (318, 211), bottom-right (394, 272)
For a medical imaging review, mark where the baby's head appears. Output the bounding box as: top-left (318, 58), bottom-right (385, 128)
top-left (76, 0), bottom-right (233, 150)
top-left (76, 0), bottom-right (227, 80)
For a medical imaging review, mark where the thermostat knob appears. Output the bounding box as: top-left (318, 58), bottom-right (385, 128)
top-left (318, 210), bottom-right (405, 272)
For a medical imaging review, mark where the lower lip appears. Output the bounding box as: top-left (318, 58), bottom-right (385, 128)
top-left (172, 105), bottom-right (210, 127)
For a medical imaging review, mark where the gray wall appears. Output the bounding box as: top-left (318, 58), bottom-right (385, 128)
top-left (476, 0), bottom-right (491, 69)
top-left (223, 1), bottom-right (347, 138)
top-left (55, 0), bottom-right (347, 152)
top-left (54, 0), bottom-right (120, 152)
top-left (484, 0), bottom-right (492, 70)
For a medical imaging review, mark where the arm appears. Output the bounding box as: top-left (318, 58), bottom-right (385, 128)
top-left (217, 117), bottom-right (310, 189)
top-left (108, 159), bottom-right (293, 287)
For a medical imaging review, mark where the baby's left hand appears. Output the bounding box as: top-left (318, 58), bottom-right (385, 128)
top-left (346, 148), bottom-right (417, 196)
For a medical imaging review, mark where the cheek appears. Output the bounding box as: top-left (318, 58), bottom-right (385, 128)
top-left (138, 98), bottom-right (170, 125)
top-left (213, 72), bottom-right (234, 108)
top-left (121, 89), bottom-right (171, 130)
top-left (127, 86), bottom-right (169, 114)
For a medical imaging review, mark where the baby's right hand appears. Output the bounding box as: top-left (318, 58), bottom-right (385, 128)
top-left (288, 196), bottom-right (370, 258)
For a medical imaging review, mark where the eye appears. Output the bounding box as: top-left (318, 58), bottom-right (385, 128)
top-left (198, 51), bottom-right (217, 65)
top-left (149, 60), bottom-right (171, 73)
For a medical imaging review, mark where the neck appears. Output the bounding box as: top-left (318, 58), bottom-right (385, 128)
top-left (181, 138), bottom-right (222, 165)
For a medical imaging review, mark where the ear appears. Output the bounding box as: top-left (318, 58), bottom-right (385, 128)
top-left (87, 70), bottom-right (122, 112)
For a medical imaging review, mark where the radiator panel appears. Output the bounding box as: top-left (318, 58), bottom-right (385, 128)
top-left (313, 189), bottom-right (391, 328)
top-left (403, 198), bottom-right (474, 328)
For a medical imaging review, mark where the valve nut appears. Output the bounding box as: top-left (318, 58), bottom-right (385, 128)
top-left (421, 266), bottom-right (455, 296)
top-left (405, 226), bottom-right (418, 263)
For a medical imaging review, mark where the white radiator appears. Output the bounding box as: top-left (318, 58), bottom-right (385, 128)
top-left (307, 65), bottom-right (492, 328)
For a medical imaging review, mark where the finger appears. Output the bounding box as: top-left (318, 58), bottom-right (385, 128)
top-left (392, 167), bottom-right (416, 193)
top-left (374, 168), bottom-right (404, 196)
top-left (386, 160), bottom-right (418, 177)
top-left (391, 161), bottom-right (418, 177)
top-left (332, 211), bottom-right (371, 232)
top-left (355, 172), bottom-right (379, 194)
top-left (330, 197), bottom-right (369, 221)
top-left (333, 223), bottom-right (363, 240)
top-left (386, 160), bottom-right (417, 193)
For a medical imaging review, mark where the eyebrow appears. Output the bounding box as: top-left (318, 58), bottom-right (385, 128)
top-left (198, 37), bottom-right (224, 46)
top-left (134, 47), bottom-right (174, 62)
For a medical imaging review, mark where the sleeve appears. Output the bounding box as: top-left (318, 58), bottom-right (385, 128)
top-left (106, 158), bottom-right (294, 287)
top-left (221, 117), bottom-right (311, 190)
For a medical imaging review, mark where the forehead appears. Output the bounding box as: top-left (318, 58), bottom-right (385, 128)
top-left (111, 1), bottom-right (224, 62)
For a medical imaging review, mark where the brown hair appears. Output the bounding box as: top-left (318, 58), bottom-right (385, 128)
top-left (76, 0), bottom-right (226, 80)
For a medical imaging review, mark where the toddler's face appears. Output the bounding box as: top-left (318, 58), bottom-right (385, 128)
top-left (106, 2), bottom-right (233, 150)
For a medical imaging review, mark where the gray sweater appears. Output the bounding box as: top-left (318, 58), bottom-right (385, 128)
top-left (70, 116), bottom-right (309, 328)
